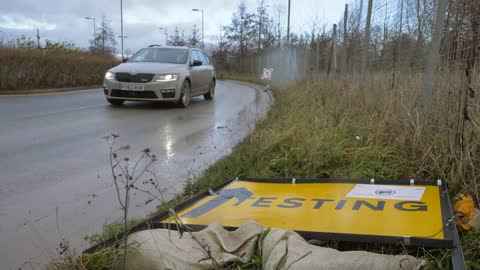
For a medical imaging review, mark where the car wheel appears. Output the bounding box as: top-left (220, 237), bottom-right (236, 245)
top-left (177, 80), bottom-right (191, 108)
top-left (203, 80), bottom-right (215, 100)
top-left (107, 98), bottom-right (125, 106)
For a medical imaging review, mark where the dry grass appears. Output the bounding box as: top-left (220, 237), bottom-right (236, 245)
top-left (191, 70), bottom-right (480, 198)
top-left (182, 70), bottom-right (479, 267)
top-left (0, 48), bottom-right (118, 90)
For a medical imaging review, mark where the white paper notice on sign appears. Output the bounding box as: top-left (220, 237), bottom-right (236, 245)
top-left (346, 184), bottom-right (426, 201)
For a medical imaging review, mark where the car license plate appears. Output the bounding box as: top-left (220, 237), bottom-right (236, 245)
top-left (120, 84), bottom-right (144, 91)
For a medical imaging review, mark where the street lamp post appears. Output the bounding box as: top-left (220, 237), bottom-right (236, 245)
top-left (118, 35), bottom-right (128, 57)
top-left (84, 17), bottom-right (96, 46)
top-left (192, 8), bottom-right (204, 49)
top-left (159, 27), bottom-right (168, 46)
top-left (120, 0), bottom-right (125, 58)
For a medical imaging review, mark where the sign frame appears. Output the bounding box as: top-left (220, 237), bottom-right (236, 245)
top-left (85, 178), bottom-right (466, 269)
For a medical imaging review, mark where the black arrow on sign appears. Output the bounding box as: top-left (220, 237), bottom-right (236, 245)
top-left (182, 187), bottom-right (253, 218)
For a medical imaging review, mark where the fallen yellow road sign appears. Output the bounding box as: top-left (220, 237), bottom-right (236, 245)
top-left (85, 178), bottom-right (466, 269)
top-left (160, 178), bottom-right (458, 248)
top-left (170, 181), bottom-right (442, 239)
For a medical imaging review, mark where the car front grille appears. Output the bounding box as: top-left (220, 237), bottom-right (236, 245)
top-left (115, 73), bottom-right (155, 83)
top-left (110, 90), bottom-right (158, 99)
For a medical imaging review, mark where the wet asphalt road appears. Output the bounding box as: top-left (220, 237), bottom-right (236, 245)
top-left (0, 81), bottom-right (271, 269)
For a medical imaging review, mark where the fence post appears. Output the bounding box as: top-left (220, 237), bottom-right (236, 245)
top-left (360, 0), bottom-right (373, 101)
top-left (419, 0), bottom-right (449, 125)
top-left (328, 24), bottom-right (337, 76)
top-left (391, 0), bottom-right (404, 90)
top-left (293, 48), bottom-right (298, 81)
top-left (286, 0), bottom-right (291, 45)
top-left (36, 28), bottom-right (41, 49)
top-left (358, 0), bottom-right (364, 28)
top-left (343, 4), bottom-right (349, 74)
top-left (315, 37), bottom-right (320, 74)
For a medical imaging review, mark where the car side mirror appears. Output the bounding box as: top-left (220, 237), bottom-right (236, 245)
top-left (122, 58), bottom-right (128, 63)
top-left (191, 60), bottom-right (202, 66)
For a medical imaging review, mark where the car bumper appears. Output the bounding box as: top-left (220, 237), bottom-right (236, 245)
top-left (103, 79), bottom-right (181, 101)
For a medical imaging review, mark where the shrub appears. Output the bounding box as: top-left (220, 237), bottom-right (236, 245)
top-left (0, 47), bottom-right (118, 90)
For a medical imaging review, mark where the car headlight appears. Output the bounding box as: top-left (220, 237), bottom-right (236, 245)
top-left (155, 74), bottom-right (178, 82)
top-left (105, 71), bottom-right (115, 80)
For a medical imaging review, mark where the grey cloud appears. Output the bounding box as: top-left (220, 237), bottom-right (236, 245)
top-left (0, 0), bottom-right (345, 52)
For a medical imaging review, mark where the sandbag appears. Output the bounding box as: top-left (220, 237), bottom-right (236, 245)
top-left (261, 228), bottom-right (419, 270)
top-left (122, 220), bottom-right (419, 270)
top-left (122, 220), bottom-right (263, 270)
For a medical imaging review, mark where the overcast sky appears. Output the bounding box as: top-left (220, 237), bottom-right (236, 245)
top-left (0, 0), bottom-right (347, 52)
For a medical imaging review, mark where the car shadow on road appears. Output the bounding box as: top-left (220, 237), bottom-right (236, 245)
top-left (105, 97), bottom-right (206, 111)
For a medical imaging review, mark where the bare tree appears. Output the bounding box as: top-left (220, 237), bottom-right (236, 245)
top-left (255, 0), bottom-right (274, 52)
top-left (211, 32), bottom-right (230, 72)
top-left (224, 1), bottom-right (256, 57)
top-left (271, 0), bottom-right (287, 46)
top-left (188, 25), bottom-right (201, 48)
top-left (89, 16), bottom-right (117, 54)
top-left (169, 27), bottom-right (187, 46)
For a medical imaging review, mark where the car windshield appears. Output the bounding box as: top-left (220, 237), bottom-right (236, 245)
top-left (128, 48), bottom-right (188, 64)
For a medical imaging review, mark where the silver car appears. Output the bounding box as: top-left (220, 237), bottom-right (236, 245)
top-left (103, 45), bottom-right (216, 108)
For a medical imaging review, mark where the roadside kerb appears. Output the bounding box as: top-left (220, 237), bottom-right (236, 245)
top-left (0, 85), bottom-right (103, 95)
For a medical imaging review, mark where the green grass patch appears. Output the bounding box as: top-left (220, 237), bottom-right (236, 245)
top-left (184, 80), bottom-right (418, 194)
top-left (84, 218), bottom-right (143, 246)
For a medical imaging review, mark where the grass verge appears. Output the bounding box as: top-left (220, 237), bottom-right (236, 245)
top-left (180, 73), bottom-right (479, 268)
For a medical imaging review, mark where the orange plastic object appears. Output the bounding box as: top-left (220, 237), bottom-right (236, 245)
top-left (454, 194), bottom-right (477, 230)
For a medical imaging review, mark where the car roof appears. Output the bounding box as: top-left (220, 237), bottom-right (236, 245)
top-left (145, 45), bottom-right (202, 52)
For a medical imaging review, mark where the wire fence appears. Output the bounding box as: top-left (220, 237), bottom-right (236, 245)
top-left (211, 0), bottom-right (479, 195)
top-left (213, 0), bottom-right (478, 93)
top-left (211, 0), bottom-right (479, 126)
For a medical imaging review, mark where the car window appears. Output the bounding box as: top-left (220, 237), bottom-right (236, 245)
top-left (128, 48), bottom-right (188, 64)
top-left (190, 50), bottom-right (201, 65)
top-left (198, 51), bottom-right (210, 65)
top-left (129, 49), bottom-right (153, 62)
